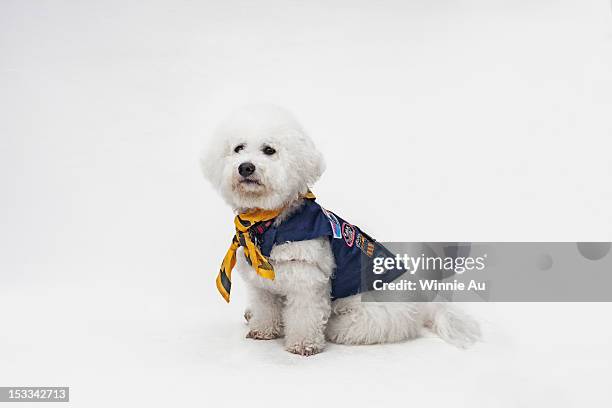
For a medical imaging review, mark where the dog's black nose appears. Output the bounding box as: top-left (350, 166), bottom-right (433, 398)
top-left (238, 162), bottom-right (256, 177)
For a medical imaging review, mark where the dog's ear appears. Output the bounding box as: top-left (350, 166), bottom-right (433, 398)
top-left (199, 132), bottom-right (227, 189)
top-left (306, 145), bottom-right (326, 185)
top-left (295, 130), bottom-right (326, 187)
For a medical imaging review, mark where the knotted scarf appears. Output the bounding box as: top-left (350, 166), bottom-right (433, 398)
top-left (216, 191), bottom-right (316, 302)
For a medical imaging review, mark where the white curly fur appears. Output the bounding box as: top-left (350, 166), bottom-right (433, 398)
top-left (201, 105), bottom-right (481, 356)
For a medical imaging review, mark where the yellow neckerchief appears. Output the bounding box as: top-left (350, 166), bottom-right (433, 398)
top-left (216, 191), bottom-right (316, 302)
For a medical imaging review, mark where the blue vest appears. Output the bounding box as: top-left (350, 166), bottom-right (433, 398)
top-left (251, 199), bottom-right (399, 299)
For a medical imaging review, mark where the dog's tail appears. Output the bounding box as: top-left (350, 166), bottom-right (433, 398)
top-left (422, 303), bottom-right (481, 348)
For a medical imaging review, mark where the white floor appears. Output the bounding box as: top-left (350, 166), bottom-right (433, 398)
top-left (1, 283), bottom-right (611, 407)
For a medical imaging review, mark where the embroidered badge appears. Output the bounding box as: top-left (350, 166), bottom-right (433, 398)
top-left (355, 233), bottom-right (374, 257)
top-left (355, 233), bottom-right (365, 249)
top-left (341, 222), bottom-right (356, 247)
top-left (322, 207), bottom-right (342, 239)
top-left (366, 242), bottom-right (375, 257)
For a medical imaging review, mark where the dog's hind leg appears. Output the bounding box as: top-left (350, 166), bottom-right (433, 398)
top-left (326, 296), bottom-right (481, 347)
top-left (325, 295), bottom-right (422, 345)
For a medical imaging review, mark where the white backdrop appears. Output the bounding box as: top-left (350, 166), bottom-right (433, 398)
top-left (1, 1), bottom-right (611, 407)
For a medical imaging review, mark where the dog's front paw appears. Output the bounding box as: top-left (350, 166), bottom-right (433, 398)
top-left (286, 342), bottom-right (323, 356)
top-left (246, 328), bottom-right (281, 340)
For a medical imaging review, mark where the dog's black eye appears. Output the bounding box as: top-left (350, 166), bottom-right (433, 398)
top-left (262, 146), bottom-right (276, 156)
top-left (234, 144), bottom-right (245, 153)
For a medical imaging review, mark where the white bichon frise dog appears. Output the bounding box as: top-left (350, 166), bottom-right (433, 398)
top-left (201, 105), bottom-right (481, 356)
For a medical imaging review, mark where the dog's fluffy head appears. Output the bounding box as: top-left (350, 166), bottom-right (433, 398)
top-left (201, 105), bottom-right (325, 210)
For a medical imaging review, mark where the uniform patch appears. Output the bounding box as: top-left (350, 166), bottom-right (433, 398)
top-left (342, 222), bottom-right (356, 247)
top-left (355, 233), bottom-right (374, 257)
top-left (356, 233), bottom-right (365, 249)
top-left (322, 207), bottom-right (342, 239)
top-left (366, 242), bottom-right (375, 257)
